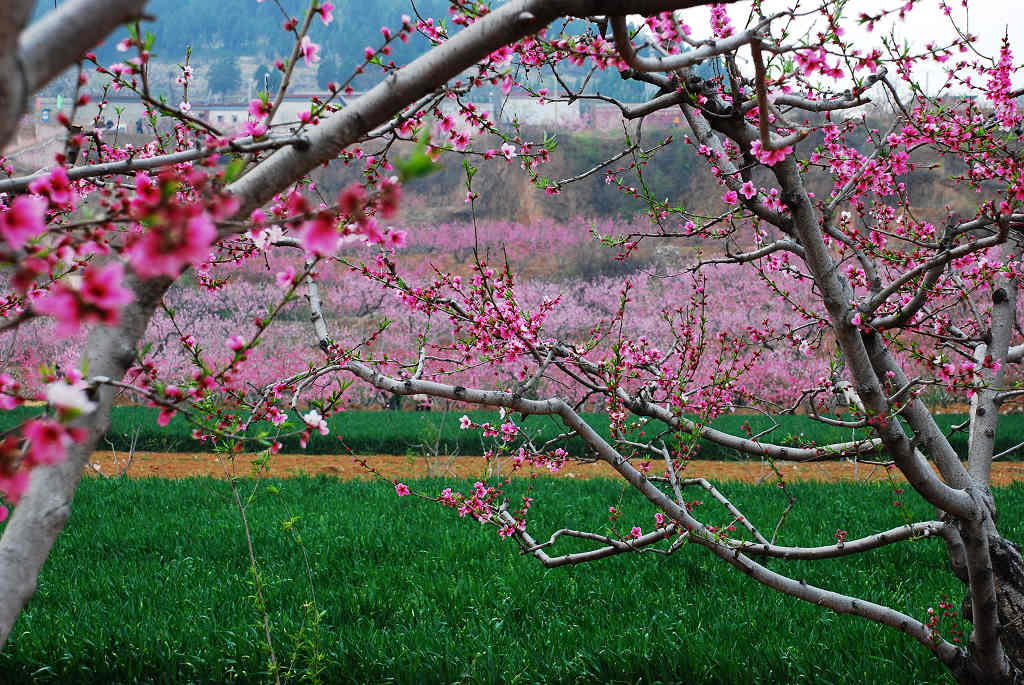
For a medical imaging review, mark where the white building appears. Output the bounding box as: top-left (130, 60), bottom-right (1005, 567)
top-left (494, 96), bottom-right (582, 128)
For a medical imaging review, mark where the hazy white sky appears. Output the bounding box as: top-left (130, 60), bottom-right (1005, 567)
top-left (673, 1), bottom-right (1022, 94)
top-left (678, 1), bottom-right (1020, 45)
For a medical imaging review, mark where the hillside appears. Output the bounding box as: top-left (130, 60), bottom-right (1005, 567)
top-left (37, 0), bottom-right (444, 63)
top-left (31, 1), bottom-right (657, 102)
top-left (316, 121), bottom-right (987, 228)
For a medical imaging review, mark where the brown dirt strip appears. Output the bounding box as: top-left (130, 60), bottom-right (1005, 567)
top-left (84, 451), bottom-right (1024, 486)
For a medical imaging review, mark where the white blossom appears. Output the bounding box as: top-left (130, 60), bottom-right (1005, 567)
top-left (45, 382), bottom-right (97, 416)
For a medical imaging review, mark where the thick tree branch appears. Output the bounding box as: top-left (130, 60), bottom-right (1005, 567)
top-left (339, 361), bottom-right (966, 669)
top-left (610, 14), bottom-right (764, 74)
top-left (0, 2), bottom-right (38, 152)
top-left (771, 150), bottom-right (974, 517)
top-left (0, 274), bottom-right (172, 650)
top-left (967, 243), bottom-right (1019, 485)
top-left (1, 0), bottom-right (151, 151)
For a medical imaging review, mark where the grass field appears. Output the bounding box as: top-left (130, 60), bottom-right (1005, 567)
top-left (3, 476), bottom-right (1018, 684)
top-left (0, 405), bottom-right (1014, 460)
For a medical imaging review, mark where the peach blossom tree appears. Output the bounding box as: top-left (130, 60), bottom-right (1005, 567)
top-left (3, 1), bottom-right (1024, 683)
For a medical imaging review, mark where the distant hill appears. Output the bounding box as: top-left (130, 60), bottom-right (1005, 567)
top-left (31, 2), bottom-right (666, 100)
top-left (34, 0), bottom-right (449, 70)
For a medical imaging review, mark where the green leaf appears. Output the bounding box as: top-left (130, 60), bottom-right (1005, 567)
top-left (223, 157), bottom-right (247, 184)
top-left (395, 135), bottom-right (441, 182)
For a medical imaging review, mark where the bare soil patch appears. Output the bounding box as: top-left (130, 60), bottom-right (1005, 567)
top-left (86, 451), bottom-right (1024, 486)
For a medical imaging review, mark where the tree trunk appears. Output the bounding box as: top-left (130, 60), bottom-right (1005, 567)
top-left (0, 276), bottom-right (170, 649)
top-left (984, 536), bottom-right (1024, 677)
top-left (948, 530), bottom-right (1024, 685)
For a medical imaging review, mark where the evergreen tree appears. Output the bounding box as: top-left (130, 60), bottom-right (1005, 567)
top-left (208, 56), bottom-right (241, 97)
top-left (316, 53), bottom-right (345, 91)
top-left (253, 64), bottom-right (282, 95)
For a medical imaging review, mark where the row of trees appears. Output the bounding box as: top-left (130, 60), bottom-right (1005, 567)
top-left (3, 1), bottom-right (1024, 683)
top-left (12, 217), bottom-right (832, 408)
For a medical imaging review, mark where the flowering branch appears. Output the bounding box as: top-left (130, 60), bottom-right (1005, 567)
top-left (610, 14), bottom-right (770, 74)
top-left (0, 135), bottom-right (310, 195)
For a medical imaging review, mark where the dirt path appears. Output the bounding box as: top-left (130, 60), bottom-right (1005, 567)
top-left (84, 451), bottom-right (1024, 486)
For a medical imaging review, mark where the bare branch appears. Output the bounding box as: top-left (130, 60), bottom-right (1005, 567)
top-left (508, 512), bottom-right (680, 568)
top-left (0, 135), bottom-right (309, 195)
top-left (681, 477), bottom-right (770, 545)
top-left (734, 520), bottom-right (946, 560)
